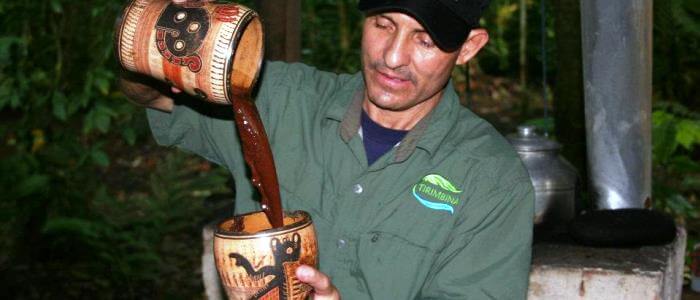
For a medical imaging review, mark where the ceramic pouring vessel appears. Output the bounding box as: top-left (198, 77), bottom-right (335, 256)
top-left (114, 0), bottom-right (264, 103)
top-left (214, 210), bottom-right (318, 300)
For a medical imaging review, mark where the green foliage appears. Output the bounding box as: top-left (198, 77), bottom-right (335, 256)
top-left (1, 150), bottom-right (229, 298)
top-left (523, 116), bottom-right (554, 134)
top-left (301, 0), bottom-right (364, 73)
top-left (652, 102), bottom-right (700, 221)
top-left (654, 0), bottom-right (700, 109)
top-left (484, 2), bottom-right (518, 71)
top-left (651, 103), bottom-right (700, 284)
top-left (479, 0), bottom-right (555, 82)
top-left (0, 0), bottom-right (230, 297)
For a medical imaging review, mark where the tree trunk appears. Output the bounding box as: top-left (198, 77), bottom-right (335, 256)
top-left (336, 0), bottom-right (350, 69)
top-left (519, 0), bottom-right (528, 89)
top-left (552, 0), bottom-right (588, 199)
top-left (253, 0), bottom-right (301, 62)
top-left (519, 0), bottom-right (529, 117)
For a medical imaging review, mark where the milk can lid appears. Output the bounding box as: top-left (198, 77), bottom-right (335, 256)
top-left (507, 125), bottom-right (562, 152)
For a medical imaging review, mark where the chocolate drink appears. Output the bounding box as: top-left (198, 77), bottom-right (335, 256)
top-left (231, 97), bottom-right (284, 228)
top-left (114, 0), bottom-right (284, 228)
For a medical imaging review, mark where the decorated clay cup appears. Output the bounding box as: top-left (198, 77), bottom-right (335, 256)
top-left (114, 0), bottom-right (264, 104)
top-left (214, 210), bottom-right (318, 300)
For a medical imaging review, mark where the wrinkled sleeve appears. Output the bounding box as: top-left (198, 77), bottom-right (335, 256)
top-left (419, 170), bottom-right (535, 299)
top-left (146, 104), bottom-right (238, 167)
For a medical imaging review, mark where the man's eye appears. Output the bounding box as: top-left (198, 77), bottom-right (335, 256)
top-left (419, 38), bottom-right (435, 48)
top-left (374, 18), bottom-right (390, 29)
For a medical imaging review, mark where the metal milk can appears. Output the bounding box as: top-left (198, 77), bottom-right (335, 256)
top-left (507, 125), bottom-right (578, 224)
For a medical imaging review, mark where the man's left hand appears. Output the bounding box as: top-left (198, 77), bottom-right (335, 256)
top-left (296, 265), bottom-right (341, 300)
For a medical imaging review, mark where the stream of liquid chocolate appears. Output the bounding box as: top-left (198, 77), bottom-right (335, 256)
top-left (232, 97), bottom-right (284, 228)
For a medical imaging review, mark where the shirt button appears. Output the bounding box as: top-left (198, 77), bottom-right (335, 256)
top-left (337, 239), bottom-right (347, 248)
top-left (371, 233), bottom-right (380, 243)
top-left (352, 184), bottom-right (363, 194)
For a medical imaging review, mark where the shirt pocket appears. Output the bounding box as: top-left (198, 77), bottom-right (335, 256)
top-left (357, 230), bottom-right (437, 299)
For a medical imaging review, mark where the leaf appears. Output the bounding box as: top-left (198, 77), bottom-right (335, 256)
top-left (84, 104), bottom-right (117, 134)
top-left (50, 0), bottom-right (63, 14)
top-left (652, 110), bottom-right (675, 125)
top-left (91, 149), bottom-right (110, 167)
top-left (0, 36), bottom-right (24, 65)
top-left (0, 78), bottom-right (13, 109)
top-left (94, 77), bottom-right (110, 96)
top-left (94, 111), bottom-right (111, 133)
top-left (122, 128), bottom-right (136, 146)
top-left (652, 111), bottom-right (678, 164)
top-left (682, 176), bottom-right (700, 190)
top-left (81, 72), bottom-right (93, 107)
top-left (668, 155), bottom-right (700, 173)
top-left (52, 91), bottom-right (68, 121)
top-left (42, 218), bottom-right (100, 240)
top-left (8, 91), bottom-right (20, 109)
top-left (676, 119), bottom-right (700, 150)
top-left (97, 105), bottom-right (117, 133)
top-left (99, 104), bottom-right (118, 117)
top-left (83, 110), bottom-right (95, 134)
top-left (674, 0), bottom-right (700, 35)
top-left (13, 174), bottom-right (50, 199)
top-left (30, 70), bottom-right (48, 85)
top-left (65, 92), bottom-right (83, 116)
top-left (422, 174), bottom-right (462, 193)
top-left (664, 194), bottom-right (699, 218)
top-left (91, 7), bottom-right (102, 18)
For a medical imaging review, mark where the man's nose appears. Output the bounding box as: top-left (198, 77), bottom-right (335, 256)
top-left (383, 34), bottom-right (410, 69)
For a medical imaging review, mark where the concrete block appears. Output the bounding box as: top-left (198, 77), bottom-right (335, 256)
top-left (528, 228), bottom-right (686, 300)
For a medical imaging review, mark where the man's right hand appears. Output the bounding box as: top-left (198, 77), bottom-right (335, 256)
top-left (118, 71), bottom-right (175, 112)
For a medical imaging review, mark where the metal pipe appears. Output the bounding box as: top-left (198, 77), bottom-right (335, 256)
top-left (580, 0), bottom-right (653, 209)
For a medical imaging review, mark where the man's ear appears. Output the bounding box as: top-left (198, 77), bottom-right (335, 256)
top-left (456, 29), bottom-right (489, 65)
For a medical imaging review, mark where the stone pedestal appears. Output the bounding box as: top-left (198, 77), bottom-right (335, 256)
top-left (528, 227), bottom-right (686, 300)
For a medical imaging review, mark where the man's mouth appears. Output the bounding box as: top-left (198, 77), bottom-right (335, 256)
top-left (376, 69), bottom-right (411, 88)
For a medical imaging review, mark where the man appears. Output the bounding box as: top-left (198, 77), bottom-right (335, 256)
top-left (121, 0), bottom-right (534, 298)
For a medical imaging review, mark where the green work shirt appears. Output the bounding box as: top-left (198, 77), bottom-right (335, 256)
top-left (147, 61), bottom-right (535, 299)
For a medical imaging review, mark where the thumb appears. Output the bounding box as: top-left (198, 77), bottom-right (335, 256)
top-left (296, 265), bottom-right (340, 299)
top-left (172, 0), bottom-right (214, 3)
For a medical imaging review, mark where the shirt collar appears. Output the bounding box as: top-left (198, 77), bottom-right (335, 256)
top-left (338, 89), bottom-right (364, 142)
top-left (325, 73), bottom-right (363, 123)
top-left (327, 78), bottom-right (463, 162)
top-left (396, 81), bottom-right (461, 162)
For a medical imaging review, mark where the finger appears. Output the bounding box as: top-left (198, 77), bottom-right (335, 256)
top-left (171, 86), bottom-right (182, 94)
top-left (173, 0), bottom-right (213, 3)
top-left (296, 265), bottom-right (339, 299)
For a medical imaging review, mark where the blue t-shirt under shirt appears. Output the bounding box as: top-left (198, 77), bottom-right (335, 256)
top-left (361, 110), bottom-right (409, 165)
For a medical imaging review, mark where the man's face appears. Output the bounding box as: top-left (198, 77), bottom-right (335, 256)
top-left (361, 12), bottom-right (460, 113)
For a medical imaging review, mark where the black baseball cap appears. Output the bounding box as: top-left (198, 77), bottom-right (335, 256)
top-left (358, 0), bottom-right (490, 52)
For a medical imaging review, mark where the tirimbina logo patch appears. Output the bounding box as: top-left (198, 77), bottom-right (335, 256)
top-left (412, 174), bottom-right (462, 214)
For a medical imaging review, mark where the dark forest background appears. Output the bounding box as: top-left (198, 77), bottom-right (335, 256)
top-left (1, 0), bottom-right (699, 298)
